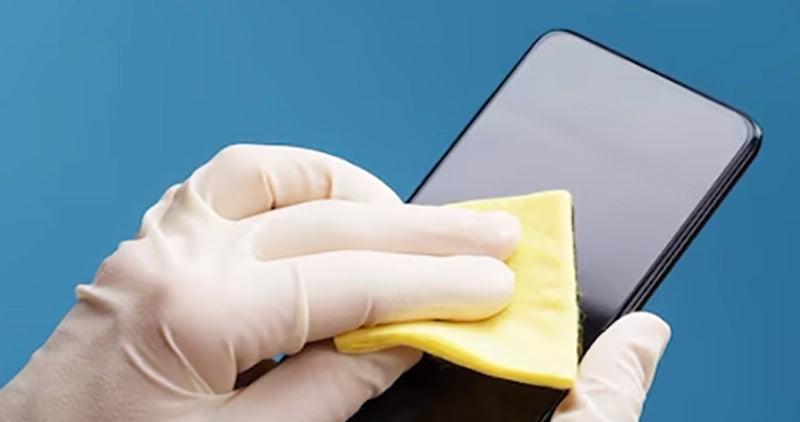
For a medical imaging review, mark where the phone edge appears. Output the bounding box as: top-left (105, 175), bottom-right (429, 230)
top-left (403, 28), bottom-right (763, 422)
top-left (619, 124), bottom-right (762, 317)
top-left (536, 117), bottom-right (761, 422)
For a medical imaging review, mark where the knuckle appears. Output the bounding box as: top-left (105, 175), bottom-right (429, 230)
top-left (161, 183), bottom-right (182, 202)
top-left (95, 240), bottom-right (180, 304)
top-left (214, 143), bottom-right (259, 163)
top-left (136, 184), bottom-right (183, 239)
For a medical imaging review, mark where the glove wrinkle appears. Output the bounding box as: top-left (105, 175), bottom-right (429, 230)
top-left (357, 294), bottom-right (377, 329)
top-left (122, 339), bottom-right (200, 397)
top-left (159, 322), bottom-right (216, 395)
top-left (260, 169), bottom-right (277, 211)
top-left (287, 258), bottom-right (311, 355)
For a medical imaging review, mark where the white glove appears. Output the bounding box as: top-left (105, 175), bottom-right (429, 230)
top-left (552, 311), bottom-right (671, 422)
top-left (0, 144), bottom-right (521, 422)
top-left (0, 143), bottom-right (671, 422)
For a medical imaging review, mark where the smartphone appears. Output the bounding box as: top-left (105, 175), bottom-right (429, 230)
top-left (346, 29), bottom-right (761, 422)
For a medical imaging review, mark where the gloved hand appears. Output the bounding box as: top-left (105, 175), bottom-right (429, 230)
top-left (0, 143), bottom-right (671, 422)
top-left (551, 311), bottom-right (671, 422)
top-left (0, 144), bottom-right (521, 422)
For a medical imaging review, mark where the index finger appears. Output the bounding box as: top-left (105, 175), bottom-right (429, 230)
top-left (186, 144), bottom-right (401, 220)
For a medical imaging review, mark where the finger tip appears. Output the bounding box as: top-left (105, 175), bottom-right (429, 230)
top-left (618, 312), bottom-right (673, 361)
top-left (484, 210), bottom-right (521, 259)
top-left (481, 256), bottom-right (517, 308)
top-left (443, 255), bottom-right (515, 320)
top-left (630, 312), bottom-right (672, 341)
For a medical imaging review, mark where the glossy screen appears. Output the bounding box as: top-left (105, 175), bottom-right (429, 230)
top-left (349, 31), bottom-right (755, 422)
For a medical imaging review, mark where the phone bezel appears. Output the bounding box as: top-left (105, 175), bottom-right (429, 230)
top-left (404, 29), bottom-right (762, 421)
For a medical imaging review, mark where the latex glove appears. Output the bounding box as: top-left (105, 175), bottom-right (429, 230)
top-left (551, 312), bottom-right (672, 422)
top-left (0, 144), bottom-right (520, 422)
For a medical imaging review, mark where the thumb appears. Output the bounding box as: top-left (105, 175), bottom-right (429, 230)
top-left (552, 312), bottom-right (671, 422)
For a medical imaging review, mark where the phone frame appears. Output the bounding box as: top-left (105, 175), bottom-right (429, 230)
top-left (404, 29), bottom-right (762, 421)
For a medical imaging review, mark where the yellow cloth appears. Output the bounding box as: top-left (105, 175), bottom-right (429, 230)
top-left (333, 190), bottom-right (580, 389)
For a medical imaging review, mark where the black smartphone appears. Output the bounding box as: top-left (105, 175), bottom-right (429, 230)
top-left (346, 29), bottom-right (761, 422)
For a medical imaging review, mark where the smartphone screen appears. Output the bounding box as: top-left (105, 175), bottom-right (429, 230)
top-left (348, 30), bottom-right (760, 422)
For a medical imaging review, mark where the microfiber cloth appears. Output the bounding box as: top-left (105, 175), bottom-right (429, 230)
top-left (334, 190), bottom-right (580, 389)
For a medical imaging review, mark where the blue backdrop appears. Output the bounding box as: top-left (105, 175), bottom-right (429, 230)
top-left (1, 1), bottom-right (797, 420)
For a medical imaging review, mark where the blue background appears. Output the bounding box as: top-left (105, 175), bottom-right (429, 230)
top-left (0, 1), bottom-right (797, 420)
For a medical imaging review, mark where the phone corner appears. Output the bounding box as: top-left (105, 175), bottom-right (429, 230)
top-left (745, 114), bottom-right (763, 148)
top-left (535, 28), bottom-right (582, 46)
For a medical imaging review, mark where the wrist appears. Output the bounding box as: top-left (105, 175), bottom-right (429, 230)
top-left (0, 362), bottom-right (53, 422)
top-left (0, 384), bottom-right (24, 422)
top-left (0, 303), bottom-right (117, 422)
